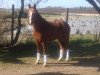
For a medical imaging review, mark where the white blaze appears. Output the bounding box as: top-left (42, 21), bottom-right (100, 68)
top-left (29, 11), bottom-right (32, 24)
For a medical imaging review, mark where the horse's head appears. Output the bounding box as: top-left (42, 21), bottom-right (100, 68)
top-left (27, 4), bottom-right (37, 24)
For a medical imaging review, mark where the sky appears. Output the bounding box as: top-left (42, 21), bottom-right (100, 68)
top-left (0, 0), bottom-right (93, 8)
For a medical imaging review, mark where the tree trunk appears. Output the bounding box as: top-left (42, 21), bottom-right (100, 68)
top-left (12, 0), bottom-right (24, 45)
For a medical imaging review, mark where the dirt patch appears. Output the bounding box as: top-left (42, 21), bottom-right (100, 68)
top-left (0, 57), bottom-right (100, 75)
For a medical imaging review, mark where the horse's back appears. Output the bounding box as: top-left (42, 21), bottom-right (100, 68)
top-left (50, 19), bottom-right (70, 40)
top-left (53, 19), bottom-right (70, 34)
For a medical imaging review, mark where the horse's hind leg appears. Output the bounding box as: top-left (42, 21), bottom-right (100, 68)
top-left (58, 39), bottom-right (65, 61)
top-left (64, 40), bottom-right (70, 61)
top-left (58, 38), bottom-right (70, 61)
top-left (65, 36), bottom-right (70, 61)
top-left (66, 48), bottom-right (70, 61)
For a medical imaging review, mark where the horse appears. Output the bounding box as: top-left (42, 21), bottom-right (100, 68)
top-left (27, 4), bottom-right (70, 67)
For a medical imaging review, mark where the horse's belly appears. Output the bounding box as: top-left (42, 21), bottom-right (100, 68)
top-left (44, 31), bottom-right (61, 41)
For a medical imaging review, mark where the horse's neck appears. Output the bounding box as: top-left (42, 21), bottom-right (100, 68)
top-left (32, 13), bottom-right (45, 23)
top-left (32, 13), bottom-right (45, 32)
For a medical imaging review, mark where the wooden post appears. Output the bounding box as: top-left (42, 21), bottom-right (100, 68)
top-left (11, 4), bottom-right (14, 44)
top-left (66, 8), bottom-right (69, 23)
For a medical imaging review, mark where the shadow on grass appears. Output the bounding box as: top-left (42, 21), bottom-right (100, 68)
top-left (72, 57), bottom-right (100, 71)
top-left (70, 39), bottom-right (100, 57)
top-left (0, 39), bottom-right (100, 71)
top-left (48, 56), bottom-right (100, 71)
top-left (28, 72), bottom-right (79, 75)
top-left (0, 43), bottom-right (37, 64)
top-left (0, 41), bottom-right (59, 64)
top-left (69, 39), bottom-right (100, 71)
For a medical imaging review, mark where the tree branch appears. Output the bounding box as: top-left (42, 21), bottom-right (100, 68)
top-left (86, 0), bottom-right (100, 14)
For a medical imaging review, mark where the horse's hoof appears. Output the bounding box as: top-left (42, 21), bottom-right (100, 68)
top-left (65, 59), bottom-right (69, 62)
top-left (35, 60), bottom-right (39, 65)
top-left (43, 63), bottom-right (48, 67)
top-left (65, 60), bottom-right (68, 62)
top-left (35, 62), bottom-right (38, 65)
top-left (58, 58), bottom-right (62, 61)
top-left (43, 64), bottom-right (48, 67)
top-left (58, 59), bottom-right (61, 61)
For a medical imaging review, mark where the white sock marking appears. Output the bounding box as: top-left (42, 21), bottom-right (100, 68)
top-left (66, 49), bottom-right (70, 61)
top-left (36, 53), bottom-right (40, 62)
top-left (44, 55), bottom-right (47, 65)
top-left (58, 49), bottom-right (63, 60)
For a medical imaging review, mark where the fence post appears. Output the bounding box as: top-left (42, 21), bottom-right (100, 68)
top-left (66, 8), bottom-right (69, 23)
top-left (11, 4), bottom-right (14, 44)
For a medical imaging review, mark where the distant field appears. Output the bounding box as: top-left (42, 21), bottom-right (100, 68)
top-left (0, 13), bottom-right (100, 45)
top-left (41, 14), bottom-right (100, 34)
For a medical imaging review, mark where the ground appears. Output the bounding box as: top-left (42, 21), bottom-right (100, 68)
top-left (0, 56), bottom-right (100, 75)
top-left (0, 40), bottom-right (100, 75)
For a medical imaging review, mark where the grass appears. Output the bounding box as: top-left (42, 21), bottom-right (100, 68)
top-left (0, 35), bottom-right (100, 66)
top-left (70, 39), bottom-right (100, 56)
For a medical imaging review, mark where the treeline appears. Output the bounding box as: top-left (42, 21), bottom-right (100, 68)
top-left (0, 6), bottom-right (98, 18)
top-left (0, 8), bottom-right (26, 18)
top-left (38, 6), bottom-right (98, 14)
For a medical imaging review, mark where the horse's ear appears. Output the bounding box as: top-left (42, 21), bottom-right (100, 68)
top-left (29, 4), bottom-right (31, 8)
top-left (34, 4), bottom-right (37, 10)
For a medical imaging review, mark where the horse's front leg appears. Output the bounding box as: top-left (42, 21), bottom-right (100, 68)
top-left (36, 42), bottom-right (42, 64)
top-left (42, 42), bottom-right (48, 67)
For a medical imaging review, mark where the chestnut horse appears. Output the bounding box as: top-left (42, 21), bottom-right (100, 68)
top-left (27, 4), bottom-right (70, 67)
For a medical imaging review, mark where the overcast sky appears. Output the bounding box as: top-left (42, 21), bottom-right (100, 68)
top-left (0, 0), bottom-right (93, 8)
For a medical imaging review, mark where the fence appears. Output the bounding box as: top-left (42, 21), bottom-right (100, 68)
top-left (68, 14), bottom-right (100, 35)
top-left (0, 3), bottom-right (31, 46)
top-left (43, 12), bottom-right (100, 40)
top-left (0, 3), bottom-right (100, 46)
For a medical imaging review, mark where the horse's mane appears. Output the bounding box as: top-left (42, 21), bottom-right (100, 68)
top-left (32, 12), bottom-right (49, 25)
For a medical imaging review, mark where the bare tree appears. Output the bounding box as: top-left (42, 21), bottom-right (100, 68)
top-left (86, 0), bottom-right (100, 14)
top-left (12, 0), bottom-right (24, 45)
top-left (0, 0), bottom-right (24, 47)
top-left (96, 0), bottom-right (100, 4)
